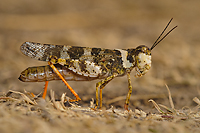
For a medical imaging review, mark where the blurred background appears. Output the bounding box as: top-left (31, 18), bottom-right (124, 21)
top-left (0, 0), bottom-right (200, 110)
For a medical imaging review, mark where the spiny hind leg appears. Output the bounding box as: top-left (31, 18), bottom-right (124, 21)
top-left (96, 74), bottom-right (118, 109)
top-left (48, 61), bottom-right (81, 101)
top-left (28, 81), bottom-right (48, 99)
top-left (124, 71), bottom-right (132, 110)
top-left (42, 81), bottom-right (49, 99)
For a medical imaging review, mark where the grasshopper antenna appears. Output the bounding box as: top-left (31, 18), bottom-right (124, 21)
top-left (150, 18), bottom-right (178, 50)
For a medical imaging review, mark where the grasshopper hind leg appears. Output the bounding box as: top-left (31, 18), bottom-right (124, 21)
top-left (42, 81), bottom-right (49, 99)
top-left (48, 62), bottom-right (81, 102)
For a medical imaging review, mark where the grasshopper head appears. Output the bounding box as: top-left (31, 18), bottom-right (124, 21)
top-left (134, 45), bottom-right (151, 77)
top-left (133, 18), bottom-right (177, 77)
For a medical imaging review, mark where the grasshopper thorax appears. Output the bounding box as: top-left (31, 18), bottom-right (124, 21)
top-left (134, 45), bottom-right (151, 77)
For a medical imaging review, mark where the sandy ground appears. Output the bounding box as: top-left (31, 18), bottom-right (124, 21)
top-left (0, 0), bottom-right (200, 133)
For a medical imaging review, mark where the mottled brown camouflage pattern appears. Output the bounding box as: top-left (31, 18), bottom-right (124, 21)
top-left (19, 18), bottom-right (177, 109)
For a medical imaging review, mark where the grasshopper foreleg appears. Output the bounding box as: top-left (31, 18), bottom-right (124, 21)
top-left (124, 70), bottom-right (132, 110)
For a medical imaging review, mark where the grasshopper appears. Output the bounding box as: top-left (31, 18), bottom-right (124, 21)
top-left (19, 18), bottom-right (177, 110)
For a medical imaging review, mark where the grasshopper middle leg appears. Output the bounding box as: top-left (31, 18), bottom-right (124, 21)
top-left (96, 74), bottom-right (118, 109)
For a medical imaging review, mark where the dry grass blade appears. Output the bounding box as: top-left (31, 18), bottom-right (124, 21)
top-left (50, 90), bottom-right (66, 111)
top-left (148, 85), bottom-right (176, 113)
top-left (0, 97), bottom-right (18, 101)
top-left (90, 98), bottom-right (95, 108)
top-left (158, 104), bottom-right (174, 113)
top-left (60, 93), bottom-right (67, 110)
top-left (106, 96), bottom-right (126, 105)
top-left (148, 99), bottom-right (164, 113)
top-left (7, 90), bottom-right (36, 105)
top-left (24, 89), bottom-right (42, 98)
top-left (165, 84), bottom-right (174, 110)
top-left (193, 97), bottom-right (200, 105)
top-left (192, 97), bottom-right (200, 112)
top-left (106, 94), bottom-right (166, 105)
